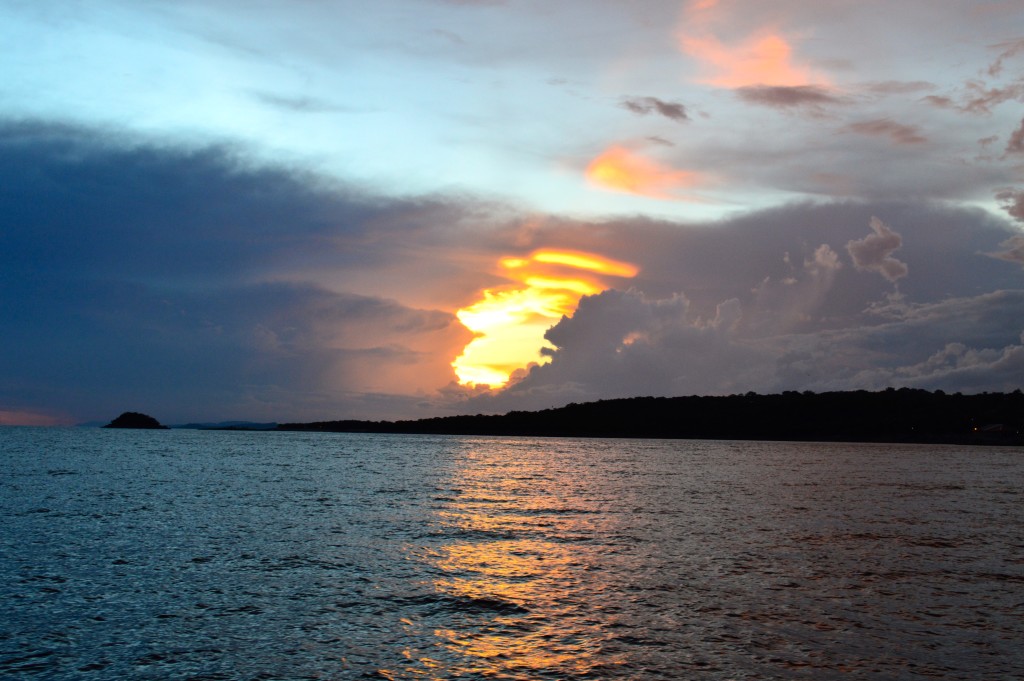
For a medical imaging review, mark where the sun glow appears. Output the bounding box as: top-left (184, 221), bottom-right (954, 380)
top-left (452, 249), bottom-right (638, 387)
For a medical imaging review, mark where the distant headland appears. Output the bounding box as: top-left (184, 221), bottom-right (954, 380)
top-left (276, 389), bottom-right (1024, 446)
top-left (103, 412), bottom-right (168, 429)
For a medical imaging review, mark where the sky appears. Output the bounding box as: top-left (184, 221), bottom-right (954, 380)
top-left (2, 0), bottom-right (1024, 426)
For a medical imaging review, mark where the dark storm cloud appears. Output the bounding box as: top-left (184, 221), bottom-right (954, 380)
top-left (0, 121), bottom-right (374, 282)
top-left (735, 85), bottom-right (842, 111)
top-left (459, 204), bottom-right (1024, 413)
top-left (465, 287), bottom-right (1024, 414)
top-left (4, 121), bottom-right (1024, 424)
top-left (620, 96), bottom-right (690, 122)
top-left (844, 119), bottom-right (927, 145)
top-left (0, 122), bottom-right (473, 423)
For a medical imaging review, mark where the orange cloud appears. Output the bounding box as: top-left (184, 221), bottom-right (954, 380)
top-left (530, 250), bottom-right (639, 277)
top-left (681, 31), bottom-right (825, 88)
top-left (678, 0), bottom-right (827, 89)
top-left (585, 146), bottom-right (699, 200)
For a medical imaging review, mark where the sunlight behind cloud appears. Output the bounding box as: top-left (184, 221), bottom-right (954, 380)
top-left (452, 249), bottom-right (638, 388)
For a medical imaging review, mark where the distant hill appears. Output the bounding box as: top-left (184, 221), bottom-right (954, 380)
top-left (174, 421), bottom-right (278, 430)
top-left (277, 389), bottom-right (1024, 445)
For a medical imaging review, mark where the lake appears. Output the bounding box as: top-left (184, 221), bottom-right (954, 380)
top-left (2, 428), bottom-right (1022, 679)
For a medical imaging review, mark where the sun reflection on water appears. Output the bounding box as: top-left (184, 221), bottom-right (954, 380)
top-left (383, 441), bottom-right (632, 679)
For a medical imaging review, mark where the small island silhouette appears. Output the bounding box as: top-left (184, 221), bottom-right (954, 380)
top-left (103, 411), bottom-right (169, 429)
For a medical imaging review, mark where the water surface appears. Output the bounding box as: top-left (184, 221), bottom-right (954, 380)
top-left (2, 428), bottom-right (1021, 679)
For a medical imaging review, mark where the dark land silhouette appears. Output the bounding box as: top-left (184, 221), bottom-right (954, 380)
top-left (277, 389), bottom-right (1024, 445)
top-left (103, 411), bottom-right (168, 429)
top-left (176, 421), bottom-right (278, 431)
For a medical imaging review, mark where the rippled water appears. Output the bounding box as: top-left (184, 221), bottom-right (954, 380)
top-left (1, 428), bottom-right (1022, 679)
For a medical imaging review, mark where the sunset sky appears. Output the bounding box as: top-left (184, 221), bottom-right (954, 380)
top-left (2, 0), bottom-right (1024, 425)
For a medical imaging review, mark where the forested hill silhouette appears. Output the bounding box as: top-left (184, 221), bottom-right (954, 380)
top-left (278, 389), bottom-right (1024, 445)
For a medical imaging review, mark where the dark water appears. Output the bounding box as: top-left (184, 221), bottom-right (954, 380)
top-left (1, 428), bottom-right (1022, 680)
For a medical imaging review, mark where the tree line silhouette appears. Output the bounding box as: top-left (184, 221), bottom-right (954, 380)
top-left (277, 388), bottom-right (1024, 445)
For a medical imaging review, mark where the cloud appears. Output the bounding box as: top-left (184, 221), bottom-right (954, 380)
top-left (585, 146), bottom-right (701, 200)
top-left (677, 0), bottom-right (826, 89)
top-left (465, 287), bottom-right (1024, 413)
top-left (985, 235), bottom-right (1024, 266)
top-left (926, 76), bottom-right (1024, 116)
top-left (987, 37), bottom-right (1024, 78)
top-left (820, 293), bottom-right (1024, 394)
top-left (845, 119), bottom-right (927, 145)
top-left (961, 80), bottom-right (1024, 115)
top-left (921, 37), bottom-right (1024, 115)
top-left (4, 121), bottom-right (1024, 423)
top-left (922, 95), bottom-right (955, 109)
top-left (995, 189), bottom-right (1024, 222)
top-left (744, 245), bottom-right (842, 335)
top-left (251, 92), bottom-right (349, 113)
top-left (680, 30), bottom-right (826, 88)
top-left (0, 122), bottom-right (483, 423)
top-left (620, 96), bottom-right (690, 122)
top-left (865, 81), bottom-right (935, 95)
top-left (735, 85), bottom-right (842, 112)
top-left (454, 201), bottom-right (1024, 413)
top-left (845, 216), bottom-right (908, 283)
top-left (1005, 117), bottom-right (1024, 155)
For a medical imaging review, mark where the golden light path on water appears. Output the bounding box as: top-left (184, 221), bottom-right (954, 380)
top-left (382, 440), bottom-right (638, 680)
top-left (452, 249), bottom-right (639, 387)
